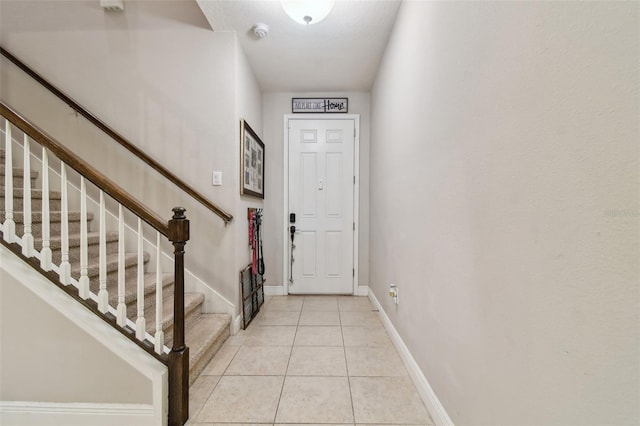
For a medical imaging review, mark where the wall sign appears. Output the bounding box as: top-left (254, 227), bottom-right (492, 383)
top-left (292, 98), bottom-right (348, 113)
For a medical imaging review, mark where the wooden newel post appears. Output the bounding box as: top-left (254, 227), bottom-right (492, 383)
top-left (168, 207), bottom-right (190, 426)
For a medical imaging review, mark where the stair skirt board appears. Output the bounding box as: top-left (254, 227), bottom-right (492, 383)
top-left (0, 401), bottom-right (162, 426)
top-left (0, 245), bottom-right (168, 426)
top-left (368, 290), bottom-right (454, 426)
top-left (233, 314), bottom-right (243, 334)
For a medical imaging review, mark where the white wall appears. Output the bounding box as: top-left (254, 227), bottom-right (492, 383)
top-left (262, 92), bottom-right (370, 290)
top-left (0, 0), bottom-right (263, 318)
top-left (370, 1), bottom-right (639, 425)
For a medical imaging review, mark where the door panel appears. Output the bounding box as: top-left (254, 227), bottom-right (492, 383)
top-left (301, 153), bottom-right (318, 216)
top-left (288, 119), bottom-right (355, 294)
top-left (326, 153), bottom-right (343, 217)
top-left (325, 231), bottom-right (343, 277)
top-left (301, 231), bottom-right (317, 277)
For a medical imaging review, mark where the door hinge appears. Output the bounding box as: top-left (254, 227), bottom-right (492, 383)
top-left (354, 128), bottom-right (356, 137)
top-left (353, 268), bottom-right (355, 277)
top-left (353, 176), bottom-right (356, 184)
top-left (353, 222), bottom-right (355, 231)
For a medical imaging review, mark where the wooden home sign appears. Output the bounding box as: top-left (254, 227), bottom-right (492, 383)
top-left (292, 98), bottom-right (348, 113)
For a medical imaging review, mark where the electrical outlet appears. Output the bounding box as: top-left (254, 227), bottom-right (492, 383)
top-left (389, 284), bottom-right (398, 305)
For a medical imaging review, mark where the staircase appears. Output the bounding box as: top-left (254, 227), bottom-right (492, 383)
top-left (1, 47), bottom-right (237, 424)
top-left (1, 145), bottom-right (230, 385)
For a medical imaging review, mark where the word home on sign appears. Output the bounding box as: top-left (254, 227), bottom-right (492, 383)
top-left (292, 98), bottom-right (348, 113)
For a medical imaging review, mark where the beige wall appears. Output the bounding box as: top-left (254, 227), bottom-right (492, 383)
top-left (370, 1), bottom-right (639, 425)
top-left (234, 37), bottom-right (264, 306)
top-left (0, 269), bottom-right (152, 404)
top-left (262, 92), bottom-right (370, 289)
top-left (0, 0), bottom-right (263, 317)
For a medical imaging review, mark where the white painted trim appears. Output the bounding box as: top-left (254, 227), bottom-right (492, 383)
top-left (352, 119), bottom-right (360, 296)
top-left (282, 115), bottom-right (290, 294)
top-left (0, 245), bottom-right (168, 426)
top-left (231, 314), bottom-right (243, 335)
top-left (264, 285), bottom-right (286, 296)
top-left (354, 285), bottom-right (369, 296)
top-left (368, 290), bottom-right (454, 426)
top-left (282, 114), bottom-right (360, 295)
top-left (0, 401), bottom-right (160, 426)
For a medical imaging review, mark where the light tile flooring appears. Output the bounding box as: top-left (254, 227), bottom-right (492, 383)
top-left (188, 295), bottom-right (433, 426)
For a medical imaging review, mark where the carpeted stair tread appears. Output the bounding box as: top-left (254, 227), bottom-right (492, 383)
top-left (75, 251), bottom-right (150, 279)
top-left (145, 292), bottom-right (204, 335)
top-left (1, 210), bottom-right (92, 224)
top-left (187, 313), bottom-right (231, 385)
top-left (107, 272), bottom-right (174, 307)
top-left (40, 231), bottom-right (119, 250)
top-left (0, 188), bottom-right (62, 201)
top-left (1, 188), bottom-right (64, 211)
top-left (0, 165), bottom-right (39, 179)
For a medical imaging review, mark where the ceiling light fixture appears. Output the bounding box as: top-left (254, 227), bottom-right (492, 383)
top-left (280, 0), bottom-right (335, 25)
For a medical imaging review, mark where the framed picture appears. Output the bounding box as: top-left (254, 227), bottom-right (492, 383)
top-left (240, 119), bottom-right (265, 199)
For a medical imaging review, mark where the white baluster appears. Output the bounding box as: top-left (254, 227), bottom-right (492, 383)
top-left (116, 205), bottom-right (127, 326)
top-left (39, 148), bottom-right (52, 270)
top-left (21, 134), bottom-right (34, 256)
top-left (59, 162), bottom-right (71, 285)
top-left (135, 218), bottom-right (146, 340)
top-left (78, 177), bottom-right (89, 299)
top-left (97, 190), bottom-right (109, 313)
top-left (154, 232), bottom-right (164, 354)
top-left (3, 119), bottom-right (16, 243)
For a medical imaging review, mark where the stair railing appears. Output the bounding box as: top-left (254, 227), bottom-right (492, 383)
top-left (1, 102), bottom-right (189, 425)
top-left (0, 46), bottom-right (233, 225)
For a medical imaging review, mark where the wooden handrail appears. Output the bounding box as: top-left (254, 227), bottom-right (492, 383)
top-left (1, 102), bottom-right (170, 237)
top-left (1, 46), bottom-right (233, 225)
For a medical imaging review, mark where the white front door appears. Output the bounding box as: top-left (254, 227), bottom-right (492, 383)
top-left (287, 118), bottom-right (356, 294)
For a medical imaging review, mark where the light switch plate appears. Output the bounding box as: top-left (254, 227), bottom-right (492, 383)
top-left (212, 171), bottom-right (222, 186)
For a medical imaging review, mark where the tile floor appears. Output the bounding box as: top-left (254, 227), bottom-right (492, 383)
top-left (187, 295), bottom-right (433, 426)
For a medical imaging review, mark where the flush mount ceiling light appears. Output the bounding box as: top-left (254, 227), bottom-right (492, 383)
top-left (280, 0), bottom-right (335, 25)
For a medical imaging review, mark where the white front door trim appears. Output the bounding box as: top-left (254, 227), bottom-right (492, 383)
top-left (283, 114), bottom-right (360, 295)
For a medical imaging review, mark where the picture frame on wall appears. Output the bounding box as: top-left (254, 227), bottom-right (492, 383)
top-left (240, 119), bottom-right (265, 199)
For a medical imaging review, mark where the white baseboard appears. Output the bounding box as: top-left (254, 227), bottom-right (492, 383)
top-left (0, 401), bottom-right (160, 426)
top-left (231, 315), bottom-right (243, 335)
top-left (264, 285), bottom-right (286, 296)
top-left (354, 285), bottom-right (369, 296)
top-left (368, 290), bottom-right (454, 426)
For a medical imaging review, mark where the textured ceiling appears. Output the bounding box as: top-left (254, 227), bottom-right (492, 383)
top-left (196, 0), bottom-right (402, 92)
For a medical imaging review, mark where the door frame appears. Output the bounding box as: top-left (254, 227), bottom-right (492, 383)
top-left (282, 114), bottom-right (360, 295)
